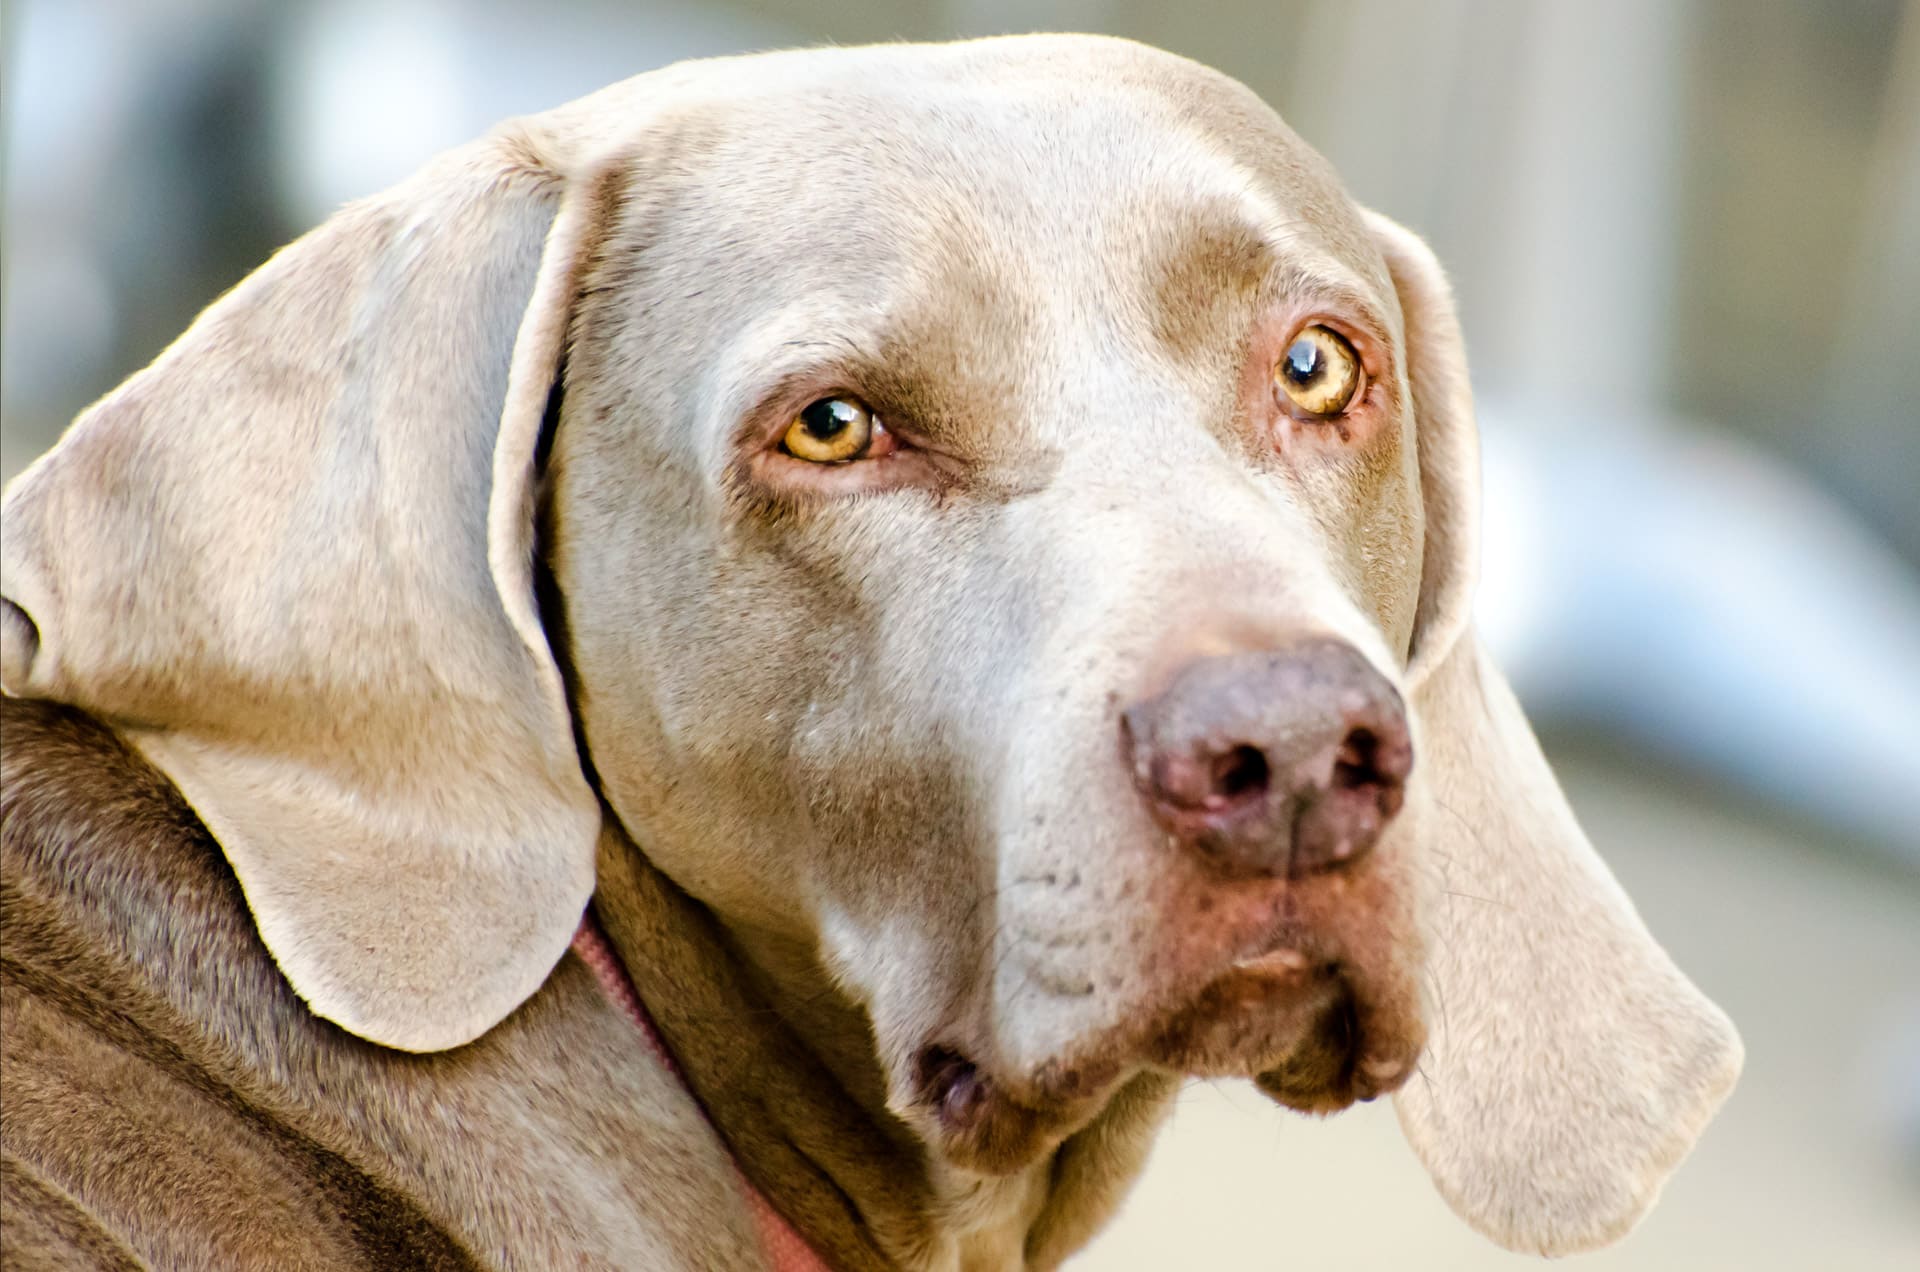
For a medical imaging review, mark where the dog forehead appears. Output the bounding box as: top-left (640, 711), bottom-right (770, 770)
top-left (551, 37), bottom-right (1403, 485)
top-left (584, 37), bottom-right (1379, 293)
top-left (562, 39), bottom-right (1395, 441)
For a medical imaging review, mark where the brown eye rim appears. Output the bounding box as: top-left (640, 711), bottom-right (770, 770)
top-left (1273, 322), bottom-right (1366, 420)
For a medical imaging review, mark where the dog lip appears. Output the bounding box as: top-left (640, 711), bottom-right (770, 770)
top-left (913, 945), bottom-right (1416, 1169)
top-left (911, 1043), bottom-right (994, 1162)
top-left (917, 1045), bottom-right (989, 1130)
top-left (1359, 1053), bottom-right (1411, 1086)
top-left (907, 1041), bottom-right (1119, 1175)
top-left (1231, 946), bottom-right (1310, 975)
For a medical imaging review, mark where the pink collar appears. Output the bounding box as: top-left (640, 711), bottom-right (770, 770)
top-left (571, 913), bottom-right (833, 1272)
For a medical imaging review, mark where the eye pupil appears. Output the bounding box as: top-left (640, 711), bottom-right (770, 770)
top-left (1284, 338), bottom-right (1322, 385)
top-left (801, 398), bottom-right (859, 440)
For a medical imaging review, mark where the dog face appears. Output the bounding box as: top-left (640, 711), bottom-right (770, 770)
top-left (0, 36), bottom-right (1739, 1257)
top-left (550, 52), bottom-right (1429, 1172)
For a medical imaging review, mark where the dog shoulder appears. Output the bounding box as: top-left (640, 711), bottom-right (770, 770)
top-left (0, 696), bottom-right (769, 1269)
top-left (1, 696), bottom-right (485, 1268)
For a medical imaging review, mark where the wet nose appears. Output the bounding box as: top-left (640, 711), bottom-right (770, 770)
top-left (1120, 639), bottom-right (1412, 879)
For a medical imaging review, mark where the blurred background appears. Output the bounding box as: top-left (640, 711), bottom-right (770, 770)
top-left (3, 1), bottom-right (1916, 1267)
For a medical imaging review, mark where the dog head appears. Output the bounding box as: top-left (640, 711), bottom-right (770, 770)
top-left (0, 36), bottom-right (1739, 1257)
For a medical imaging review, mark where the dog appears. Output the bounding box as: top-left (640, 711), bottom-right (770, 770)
top-left (0, 34), bottom-right (1741, 1270)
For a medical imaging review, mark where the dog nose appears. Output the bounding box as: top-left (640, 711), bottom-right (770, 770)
top-left (1120, 639), bottom-right (1412, 878)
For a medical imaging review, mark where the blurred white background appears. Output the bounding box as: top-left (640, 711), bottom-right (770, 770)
top-left (4, 2), bottom-right (1917, 1267)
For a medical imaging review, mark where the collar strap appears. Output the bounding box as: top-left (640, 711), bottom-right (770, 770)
top-left (571, 912), bottom-right (833, 1272)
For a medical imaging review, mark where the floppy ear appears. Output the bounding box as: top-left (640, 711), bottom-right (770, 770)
top-left (1364, 210), bottom-right (1744, 1254)
top-left (0, 125), bottom-right (621, 1052)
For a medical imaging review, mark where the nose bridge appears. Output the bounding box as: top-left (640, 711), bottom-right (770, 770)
top-left (1017, 427), bottom-right (1372, 662)
top-left (1037, 411), bottom-right (1310, 565)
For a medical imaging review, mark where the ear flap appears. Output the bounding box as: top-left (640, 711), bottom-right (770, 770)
top-left (0, 126), bottom-right (616, 1052)
top-left (1365, 211), bottom-right (1743, 1253)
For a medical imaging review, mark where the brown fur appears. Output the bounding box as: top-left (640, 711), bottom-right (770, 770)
top-left (1, 696), bottom-right (767, 1270)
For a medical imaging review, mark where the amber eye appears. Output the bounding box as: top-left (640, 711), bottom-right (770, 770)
top-left (782, 396), bottom-right (878, 463)
top-left (1275, 325), bottom-right (1362, 417)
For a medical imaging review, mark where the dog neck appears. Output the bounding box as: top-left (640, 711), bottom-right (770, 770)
top-left (568, 913), bottom-right (832, 1271)
top-left (590, 822), bottom-right (938, 1268)
top-left (588, 821), bottom-right (1175, 1270)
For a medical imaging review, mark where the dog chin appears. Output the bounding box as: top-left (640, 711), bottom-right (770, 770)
top-left (909, 957), bottom-right (1425, 1175)
top-left (1150, 957), bottom-right (1425, 1111)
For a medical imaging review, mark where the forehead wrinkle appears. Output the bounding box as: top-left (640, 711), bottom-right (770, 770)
top-left (1147, 220), bottom-right (1395, 376)
top-left (1130, 136), bottom-right (1393, 357)
top-left (702, 238), bottom-right (1043, 473)
top-left (1220, 166), bottom-right (1392, 322)
top-left (869, 241), bottom-right (1043, 453)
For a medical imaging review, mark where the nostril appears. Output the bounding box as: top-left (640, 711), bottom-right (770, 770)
top-left (1211, 745), bottom-right (1270, 803)
top-left (1287, 718), bottom-right (1412, 875)
top-left (1332, 728), bottom-right (1381, 791)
